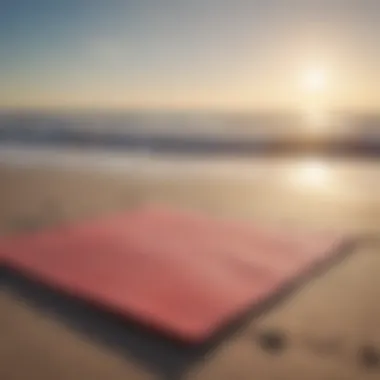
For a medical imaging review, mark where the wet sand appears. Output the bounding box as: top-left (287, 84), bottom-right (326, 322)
top-left (0, 151), bottom-right (379, 379)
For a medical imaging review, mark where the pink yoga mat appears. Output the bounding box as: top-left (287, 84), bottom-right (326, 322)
top-left (0, 206), bottom-right (347, 342)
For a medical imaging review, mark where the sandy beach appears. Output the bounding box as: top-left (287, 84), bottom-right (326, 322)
top-left (0, 148), bottom-right (379, 379)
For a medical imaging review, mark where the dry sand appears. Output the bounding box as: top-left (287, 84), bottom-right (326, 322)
top-left (0, 151), bottom-right (379, 379)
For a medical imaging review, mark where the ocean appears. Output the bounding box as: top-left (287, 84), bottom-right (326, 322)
top-left (0, 110), bottom-right (379, 155)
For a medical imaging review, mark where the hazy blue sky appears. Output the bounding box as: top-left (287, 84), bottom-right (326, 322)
top-left (1, 0), bottom-right (379, 110)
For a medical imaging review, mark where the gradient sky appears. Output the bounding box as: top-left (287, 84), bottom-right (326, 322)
top-left (0, 0), bottom-right (379, 110)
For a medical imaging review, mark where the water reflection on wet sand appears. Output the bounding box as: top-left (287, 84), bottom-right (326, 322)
top-left (0, 152), bottom-right (378, 234)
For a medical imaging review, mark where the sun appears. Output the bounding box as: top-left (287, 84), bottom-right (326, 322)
top-left (302, 67), bottom-right (327, 93)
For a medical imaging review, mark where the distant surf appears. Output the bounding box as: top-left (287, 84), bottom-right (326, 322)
top-left (0, 111), bottom-right (379, 156)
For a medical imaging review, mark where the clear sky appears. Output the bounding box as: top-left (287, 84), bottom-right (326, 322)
top-left (0, 0), bottom-right (379, 111)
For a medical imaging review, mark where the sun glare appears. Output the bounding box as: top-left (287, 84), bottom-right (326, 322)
top-left (302, 67), bottom-right (327, 93)
top-left (292, 159), bottom-right (330, 189)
